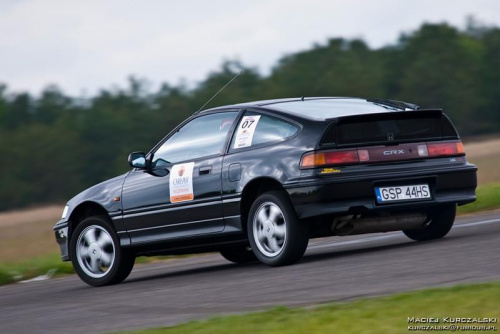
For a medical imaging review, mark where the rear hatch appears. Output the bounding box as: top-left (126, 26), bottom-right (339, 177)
top-left (301, 110), bottom-right (464, 168)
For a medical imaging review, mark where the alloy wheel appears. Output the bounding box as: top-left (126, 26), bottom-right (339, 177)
top-left (252, 202), bottom-right (287, 257)
top-left (76, 225), bottom-right (115, 278)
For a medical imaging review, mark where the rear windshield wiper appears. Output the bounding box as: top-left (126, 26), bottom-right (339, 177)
top-left (367, 98), bottom-right (420, 111)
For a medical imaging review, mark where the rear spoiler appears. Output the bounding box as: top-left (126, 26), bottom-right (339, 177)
top-left (325, 109), bottom-right (443, 123)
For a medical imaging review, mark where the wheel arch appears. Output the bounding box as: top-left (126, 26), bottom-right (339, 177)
top-left (239, 177), bottom-right (287, 235)
top-left (68, 201), bottom-right (112, 243)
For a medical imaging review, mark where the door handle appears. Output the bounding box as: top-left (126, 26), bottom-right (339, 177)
top-left (199, 166), bottom-right (212, 175)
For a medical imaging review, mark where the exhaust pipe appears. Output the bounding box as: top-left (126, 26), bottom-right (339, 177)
top-left (332, 213), bottom-right (427, 236)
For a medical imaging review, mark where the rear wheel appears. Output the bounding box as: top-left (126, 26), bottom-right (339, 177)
top-left (70, 216), bottom-right (135, 287)
top-left (219, 244), bottom-right (257, 264)
top-left (248, 191), bottom-right (309, 266)
top-left (403, 204), bottom-right (456, 241)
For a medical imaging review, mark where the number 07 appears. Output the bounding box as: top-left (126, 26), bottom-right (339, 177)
top-left (241, 120), bottom-right (255, 128)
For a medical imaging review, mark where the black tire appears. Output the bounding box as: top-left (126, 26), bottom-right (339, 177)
top-left (403, 204), bottom-right (456, 241)
top-left (219, 244), bottom-right (257, 264)
top-left (70, 216), bottom-right (135, 287)
top-left (248, 191), bottom-right (309, 266)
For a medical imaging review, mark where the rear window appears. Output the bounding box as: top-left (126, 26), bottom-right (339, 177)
top-left (339, 117), bottom-right (441, 145)
top-left (320, 112), bottom-right (458, 147)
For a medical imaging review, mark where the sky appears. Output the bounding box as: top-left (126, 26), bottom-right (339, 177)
top-left (1, 0), bottom-right (500, 96)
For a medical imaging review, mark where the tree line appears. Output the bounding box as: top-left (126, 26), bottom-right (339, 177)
top-left (1, 19), bottom-right (499, 211)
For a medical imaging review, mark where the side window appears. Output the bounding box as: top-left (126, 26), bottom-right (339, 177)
top-left (152, 111), bottom-right (238, 166)
top-left (232, 112), bottom-right (299, 149)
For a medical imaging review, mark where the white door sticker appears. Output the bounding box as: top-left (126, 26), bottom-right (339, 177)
top-left (169, 162), bottom-right (194, 203)
top-left (233, 115), bottom-right (261, 149)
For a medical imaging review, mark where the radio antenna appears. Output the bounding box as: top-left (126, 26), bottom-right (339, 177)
top-left (197, 70), bottom-right (244, 113)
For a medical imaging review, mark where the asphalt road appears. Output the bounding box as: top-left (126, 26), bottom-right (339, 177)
top-left (1, 211), bottom-right (499, 334)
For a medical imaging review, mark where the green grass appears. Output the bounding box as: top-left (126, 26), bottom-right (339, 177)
top-left (458, 182), bottom-right (500, 215)
top-left (119, 282), bottom-right (500, 334)
top-left (0, 253), bottom-right (74, 285)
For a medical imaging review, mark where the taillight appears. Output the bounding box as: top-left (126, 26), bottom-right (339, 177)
top-left (301, 140), bottom-right (465, 169)
top-left (301, 149), bottom-right (359, 168)
top-left (423, 141), bottom-right (465, 158)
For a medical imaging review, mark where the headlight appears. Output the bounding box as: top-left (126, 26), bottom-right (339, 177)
top-left (61, 205), bottom-right (69, 219)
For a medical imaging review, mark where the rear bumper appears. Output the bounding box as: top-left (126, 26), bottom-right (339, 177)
top-left (53, 220), bottom-right (70, 261)
top-left (286, 163), bottom-right (477, 219)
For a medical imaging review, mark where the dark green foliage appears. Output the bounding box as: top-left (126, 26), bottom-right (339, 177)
top-left (1, 21), bottom-right (499, 211)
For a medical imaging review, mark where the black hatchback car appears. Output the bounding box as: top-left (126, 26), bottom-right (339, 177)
top-left (54, 97), bottom-right (477, 286)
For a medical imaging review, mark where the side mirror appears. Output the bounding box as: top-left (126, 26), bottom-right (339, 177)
top-left (128, 152), bottom-right (147, 169)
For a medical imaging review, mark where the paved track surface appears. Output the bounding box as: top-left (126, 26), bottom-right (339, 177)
top-left (1, 211), bottom-right (499, 333)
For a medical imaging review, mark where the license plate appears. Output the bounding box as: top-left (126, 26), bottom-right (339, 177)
top-left (375, 184), bottom-right (431, 203)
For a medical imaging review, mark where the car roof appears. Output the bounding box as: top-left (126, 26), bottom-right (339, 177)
top-left (202, 97), bottom-right (417, 121)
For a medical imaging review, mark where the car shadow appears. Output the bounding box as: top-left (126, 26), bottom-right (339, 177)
top-left (300, 235), bottom-right (461, 265)
top-left (123, 261), bottom-right (262, 285)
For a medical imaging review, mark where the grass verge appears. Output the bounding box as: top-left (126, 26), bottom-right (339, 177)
top-left (0, 253), bottom-right (74, 285)
top-left (458, 182), bottom-right (500, 215)
top-left (120, 282), bottom-right (500, 334)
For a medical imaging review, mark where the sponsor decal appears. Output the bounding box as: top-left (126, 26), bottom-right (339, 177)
top-left (320, 168), bottom-right (341, 174)
top-left (233, 115), bottom-right (261, 149)
top-left (169, 162), bottom-right (194, 203)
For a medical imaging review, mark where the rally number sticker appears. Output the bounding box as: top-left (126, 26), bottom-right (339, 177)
top-left (233, 115), bottom-right (261, 149)
top-left (169, 162), bottom-right (194, 203)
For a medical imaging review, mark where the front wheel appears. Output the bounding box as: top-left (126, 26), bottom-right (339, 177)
top-left (70, 216), bottom-right (135, 287)
top-left (403, 204), bottom-right (456, 241)
top-left (248, 191), bottom-right (309, 266)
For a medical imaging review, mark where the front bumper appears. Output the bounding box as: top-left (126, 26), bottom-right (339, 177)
top-left (53, 220), bottom-right (70, 261)
top-left (287, 161), bottom-right (477, 219)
